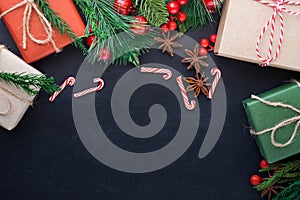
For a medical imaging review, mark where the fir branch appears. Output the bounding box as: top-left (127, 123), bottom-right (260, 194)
top-left (35, 0), bottom-right (87, 53)
top-left (75, 0), bottom-right (156, 66)
top-left (273, 179), bottom-right (300, 200)
top-left (256, 160), bottom-right (300, 192)
top-left (134, 0), bottom-right (169, 27)
top-left (0, 72), bottom-right (60, 95)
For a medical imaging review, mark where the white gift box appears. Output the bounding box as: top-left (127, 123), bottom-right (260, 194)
top-left (0, 46), bottom-right (41, 130)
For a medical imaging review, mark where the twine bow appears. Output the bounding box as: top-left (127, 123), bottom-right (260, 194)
top-left (250, 80), bottom-right (300, 148)
top-left (0, 0), bottom-right (61, 52)
top-left (255, 0), bottom-right (300, 66)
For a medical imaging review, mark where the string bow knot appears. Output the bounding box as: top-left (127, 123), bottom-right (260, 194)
top-left (250, 80), bottom-right (300, 148)
top-left (0, 0), bottom-right (61, 52)
top-left (255, 0), bottom-right (300, 66)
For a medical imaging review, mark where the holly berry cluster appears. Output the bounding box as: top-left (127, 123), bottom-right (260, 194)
top-left (199, 34), bottom-right (217, 56)
top-left (161, 0), bottom-right (188, 32)
top-left (250, 159), bottom-right (271, 186)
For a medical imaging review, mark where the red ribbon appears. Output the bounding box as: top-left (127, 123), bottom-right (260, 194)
top-left (255, 0), bottom-right (300, 66)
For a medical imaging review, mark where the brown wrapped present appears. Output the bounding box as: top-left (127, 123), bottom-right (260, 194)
top-left (215, 0), bottom-right (300, 72)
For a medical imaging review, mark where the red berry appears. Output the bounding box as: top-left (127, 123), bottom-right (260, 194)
top-left (177, 12), bottom-right (187, 22)
top-left (199, 47), bottom-right (208, 56)
top-left (161, 23), bottom-right (169, 33)
top-left (209, 34), bottom-right (217, 43)
top-left (259, 159), bottom-right (270, 169)
top-left (176, 0), bottom-right (189, 6)
top-left (200, 38), bottom-right (210, 48)
top-left (98, 48), bottom-right (111, 61)
top-left (168, 21), bottom-right (178, 31)
top-left (86, 35), bottom-right (95, 47)
top-left (250, 175), bottom-right (262, 186)
top-left (114, 0), bottom-right (132, 15)
top-left (203, 0), bottom-right (216, 13)
top-left (131, 16), bottom-right (148, 35)
top-left (167, 1), bottom-right (180, 15)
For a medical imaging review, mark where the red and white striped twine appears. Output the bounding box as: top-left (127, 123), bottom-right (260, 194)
top-left (255, 0), bottom-right (300, 66)
top-left (49, 76), bottom-right (76, 102)
top-left (140, 67), bottom-right (173, 80)
top-left (176, 76), bottom-right (196, 110)
top-left (74, 78), bottom-right (105, 98)
top-left (208, 68), bottom-right (222, 99)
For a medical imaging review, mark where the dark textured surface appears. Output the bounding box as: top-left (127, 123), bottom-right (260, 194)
top-left (0, 16), bottom-right (299, 200)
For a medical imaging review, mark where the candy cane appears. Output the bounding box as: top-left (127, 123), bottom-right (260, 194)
top-left (140, 67), bottom-right (172, 80)
top-left (176, 76), bottom-right (196, 110)
top-left (74, 78), bottom-right (105, 98)
top-left (208, 67), bottom-right (221, 99)
top-left (49, 76), bottom-right (76, 102)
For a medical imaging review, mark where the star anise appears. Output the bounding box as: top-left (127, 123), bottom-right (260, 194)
top-left (261, 185), bottom-right (283, 200)
top-left (154, 32), bottom-right (183, 57)
top-left (181, 44), bottom-right (209, 74)
top-left (184, 73), bottom-right (211, 97)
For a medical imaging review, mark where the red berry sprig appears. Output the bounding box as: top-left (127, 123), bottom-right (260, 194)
top-left (198, 33), bottom-right (217, 56)
top-left (162, 0), bottom-right (189, 32)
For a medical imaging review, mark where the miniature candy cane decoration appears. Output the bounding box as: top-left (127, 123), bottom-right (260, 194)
top-left (176, 76), bottom-right (196, 110)
top-left (140, 67), bottom-right (173, 80)
top-left (74, 78), bottom-right (105, 98)
top-left (49, 76), bottom-right (76, 102)
top-left (208, 67), bottom-right (222, 99)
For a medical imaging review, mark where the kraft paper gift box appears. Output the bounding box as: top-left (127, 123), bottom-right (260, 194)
top-left (215, 0), bottom-right (300, 72)
top-left (0, 46), bottom-right (42, 131)
top-left (243, 80), bottom-right (300, 163)
top-left (0, 0), bottom-right (85, 63)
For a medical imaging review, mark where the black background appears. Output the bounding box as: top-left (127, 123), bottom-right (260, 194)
top-left (0, 15), bottom-right (299, 200)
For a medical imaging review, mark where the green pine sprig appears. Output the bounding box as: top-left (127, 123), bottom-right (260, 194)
top-left (273, 178), bottom-right (300, 200)
top-left (134, 0), bottom-right (169, 27)
top-left (0, 72), bottom-right (60, 95)
top-left (256, 160), bottom-right (300, 192)
top-left (35, 0), bottom-right (87, 54)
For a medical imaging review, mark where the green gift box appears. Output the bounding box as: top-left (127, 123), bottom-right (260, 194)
top-left (243, 80), bottom-right (300, 163)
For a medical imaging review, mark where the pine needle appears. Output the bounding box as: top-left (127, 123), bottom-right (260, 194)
top-left (0, 72), bottom-right (60, 96)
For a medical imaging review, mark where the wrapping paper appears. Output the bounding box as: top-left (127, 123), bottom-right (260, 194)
top-left (215, 0), bottom-right (300, 72)
top-left (0, 0), bottom-right (85, 63)
top-left (243, 81), bottom-right (300, 163)
top-left (0, 47), bottom-right (42, 130)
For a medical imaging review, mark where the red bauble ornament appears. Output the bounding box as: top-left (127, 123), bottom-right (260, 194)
top-left (131, 16), bottom-right (148, 35)
top-left (86, 35), bottom-right (95, 47)
top-left (98, 48), bottom-right (111, 61)
top-left (176, 0), bottom-right (189, 6)
top-left (250, 175), bottom-right (262, 186)
top-left (167, 1), bottom-right (180, 15)
top-left (200, 38), bottom-right (210, 48)
top-left (161, 23), bottom-right (169, 33)
top-left (202, 0), bottom-right (216, 13)
top-left (168, 21), bottom-right (177, 31)
top-left (114, 0), bottom-right (132, 15)
top-left (259, 159), bottom-right (270, 169)
top-left (209, 34), bottom-right (217, 43)
top-left (177, 12), bottom-right (187, 22)
top-left (199, 47), bottom-right (208, 56)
